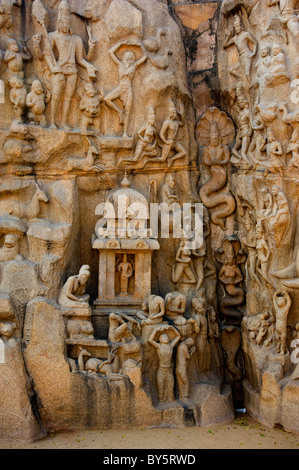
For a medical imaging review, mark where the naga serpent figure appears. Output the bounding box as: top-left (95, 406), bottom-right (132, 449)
top-left (215, 238), bottom-right (247, 326)
top-left (197, 108), bottom-right (236, 231)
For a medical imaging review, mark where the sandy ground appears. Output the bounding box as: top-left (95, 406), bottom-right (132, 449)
top-left (1, 414), bottom-right (299, 449)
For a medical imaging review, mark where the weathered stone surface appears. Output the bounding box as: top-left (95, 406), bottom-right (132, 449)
top-left (1, 0), bottom-right (298, 441)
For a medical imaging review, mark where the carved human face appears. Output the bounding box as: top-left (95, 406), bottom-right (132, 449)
top-left (86, 85), bottom-right (96, 97)
top-left (59, 17), bottom-right (70, 34)
top-left (9, 40), bottom-right (19, 53)
top-left (79, 273), bottom-right (89, 284)
top-left (170, 109), bottom-right (177, 120)
top-left (210, 133), bottom-right (219, 147)
top-left (261, 47), bottom-right (268, 58)
top-left (33, 81), bottom-right (43, 95)
top-left (123, 51), bottom-right (135, 67)
top-left (271, 186), bottom-right (278, 196)
top-left (160, 334), bottom-right (170, 344)
top-left (234, 21), bottom-right (241, 34)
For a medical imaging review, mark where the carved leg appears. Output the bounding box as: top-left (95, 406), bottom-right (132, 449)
top-left (61, 74), bottom-right (78, 131)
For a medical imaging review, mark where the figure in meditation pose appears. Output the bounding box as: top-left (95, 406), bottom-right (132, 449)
top-left (117, 107), bottom-right (157, 168)
top-left (148, 326), bottom-right (181, 403)
top-left (176, 338), bottom-right (196, 401)
top-left (4, 38), bottom-right (32, 82)
top-left (117, 254), bottom-right (133, 296)
top-left (26, 79), bottom-right (50, 126)
top-left (33, 1), bottom-right (97, 130)
top-left (142, 295), bottom-right (165, 326)
top-left (274, 290), bottom-right (292, 355)
top-left (104, 41), bottom-right (147, 138)
top-left (58, 265), bottom-right (91, 308)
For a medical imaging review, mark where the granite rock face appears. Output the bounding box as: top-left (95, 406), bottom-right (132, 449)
top-left (0, 0), bottom-right (298, 441)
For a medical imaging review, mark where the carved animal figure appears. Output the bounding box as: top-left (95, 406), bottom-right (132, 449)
top-left (67, 319), bottom-right (94, 340)
top-left (0, 321), bottom-right (16, 339)
top-left (85, 357), bottom-right (102, 374)
top-left (66, 145), bottom-right (105, 172)
top-left (0, 182), bottom-right (49, 220)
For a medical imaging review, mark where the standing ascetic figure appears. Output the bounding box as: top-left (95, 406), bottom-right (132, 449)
top-left (32, 0), bottom-right (97, 131)
top-left (104, 40), bottom-right (147, 138)
top-left (197, 107), bottom-right (236, 231)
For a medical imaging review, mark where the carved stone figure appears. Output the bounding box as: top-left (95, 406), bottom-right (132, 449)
top-left (117, 107), bottom-right (157, 168)
top-left (143, 28), bottom-right (173, 70)
top-left (58, 265), bottom-right (91, 308)
top-left (191, 293), bottom-right (211, 373)
top-left (176, 338), bottom-right (196, 401)
top-left (0, 181), bottom-right (49, 221)
top-left (32, 0), bottom-right (97, 130)
top-left (79, 81), bottom-right (103, 134)
top-left (216, 237), bottom-right (247, 326)
top-left (264, 129), bottom-right (283, 177)
top-left (4, 38), bottom-right (32, 82)
top-left (66, 319), bottom-right (94, 340)
top-left (0, 215), bottom-right (26, 262)
top-left (9, 76), bottom-right (27, 123)
top-left (104, 40), bottom-right (147, 138)
top-left (267, 0), bottom-right (299, 42)
top-left (207, 307), bottom-right (222, 372)
top-left (223, 13), bottom-right (257, 85)
top-left (66, 144), bottom-right (104, 172)
top-left (160, 174), bottom-right (179, 207)
top-left (142, 295), bottom-right (165, 326)
top-left (0, 0), bottom-right (21, 30)
top-left (118, 254), bottom-right (134, 296)
top-left (108, 311), bottom-right (140, 342)
top-left (255, 222), bottom-right (271, 286)
top-left (148, 325), bottom-right (181, 403)
top-left (264, 44), bottom-right (290, 87)
top-left (274, 290), bottom-right (291, 355)
top-left (156, 100), bottom-right (186, 167)
top-left (172, 240), bottom-right (196, 286)
top-left (197, 108), bottom-right (236, 230)
top-left (231, 90), bottom-right (252, 165)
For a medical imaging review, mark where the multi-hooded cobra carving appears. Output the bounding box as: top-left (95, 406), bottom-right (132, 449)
top-left (197, 107), bottom-right (236, 231)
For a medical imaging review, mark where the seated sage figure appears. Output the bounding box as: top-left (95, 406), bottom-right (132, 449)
top-left (58, 265), bottom-right (91, 309)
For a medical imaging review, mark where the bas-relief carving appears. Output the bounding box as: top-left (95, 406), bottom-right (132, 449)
top-left (219, 0), bottom-right (299, 432)
top-left (197, 107), bottom-right (236, 231)
top-left (0, 0), bottom-right (236, 440)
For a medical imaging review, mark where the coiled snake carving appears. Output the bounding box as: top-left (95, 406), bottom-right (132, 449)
top-left (197, 108), bottom-right (236, 230)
